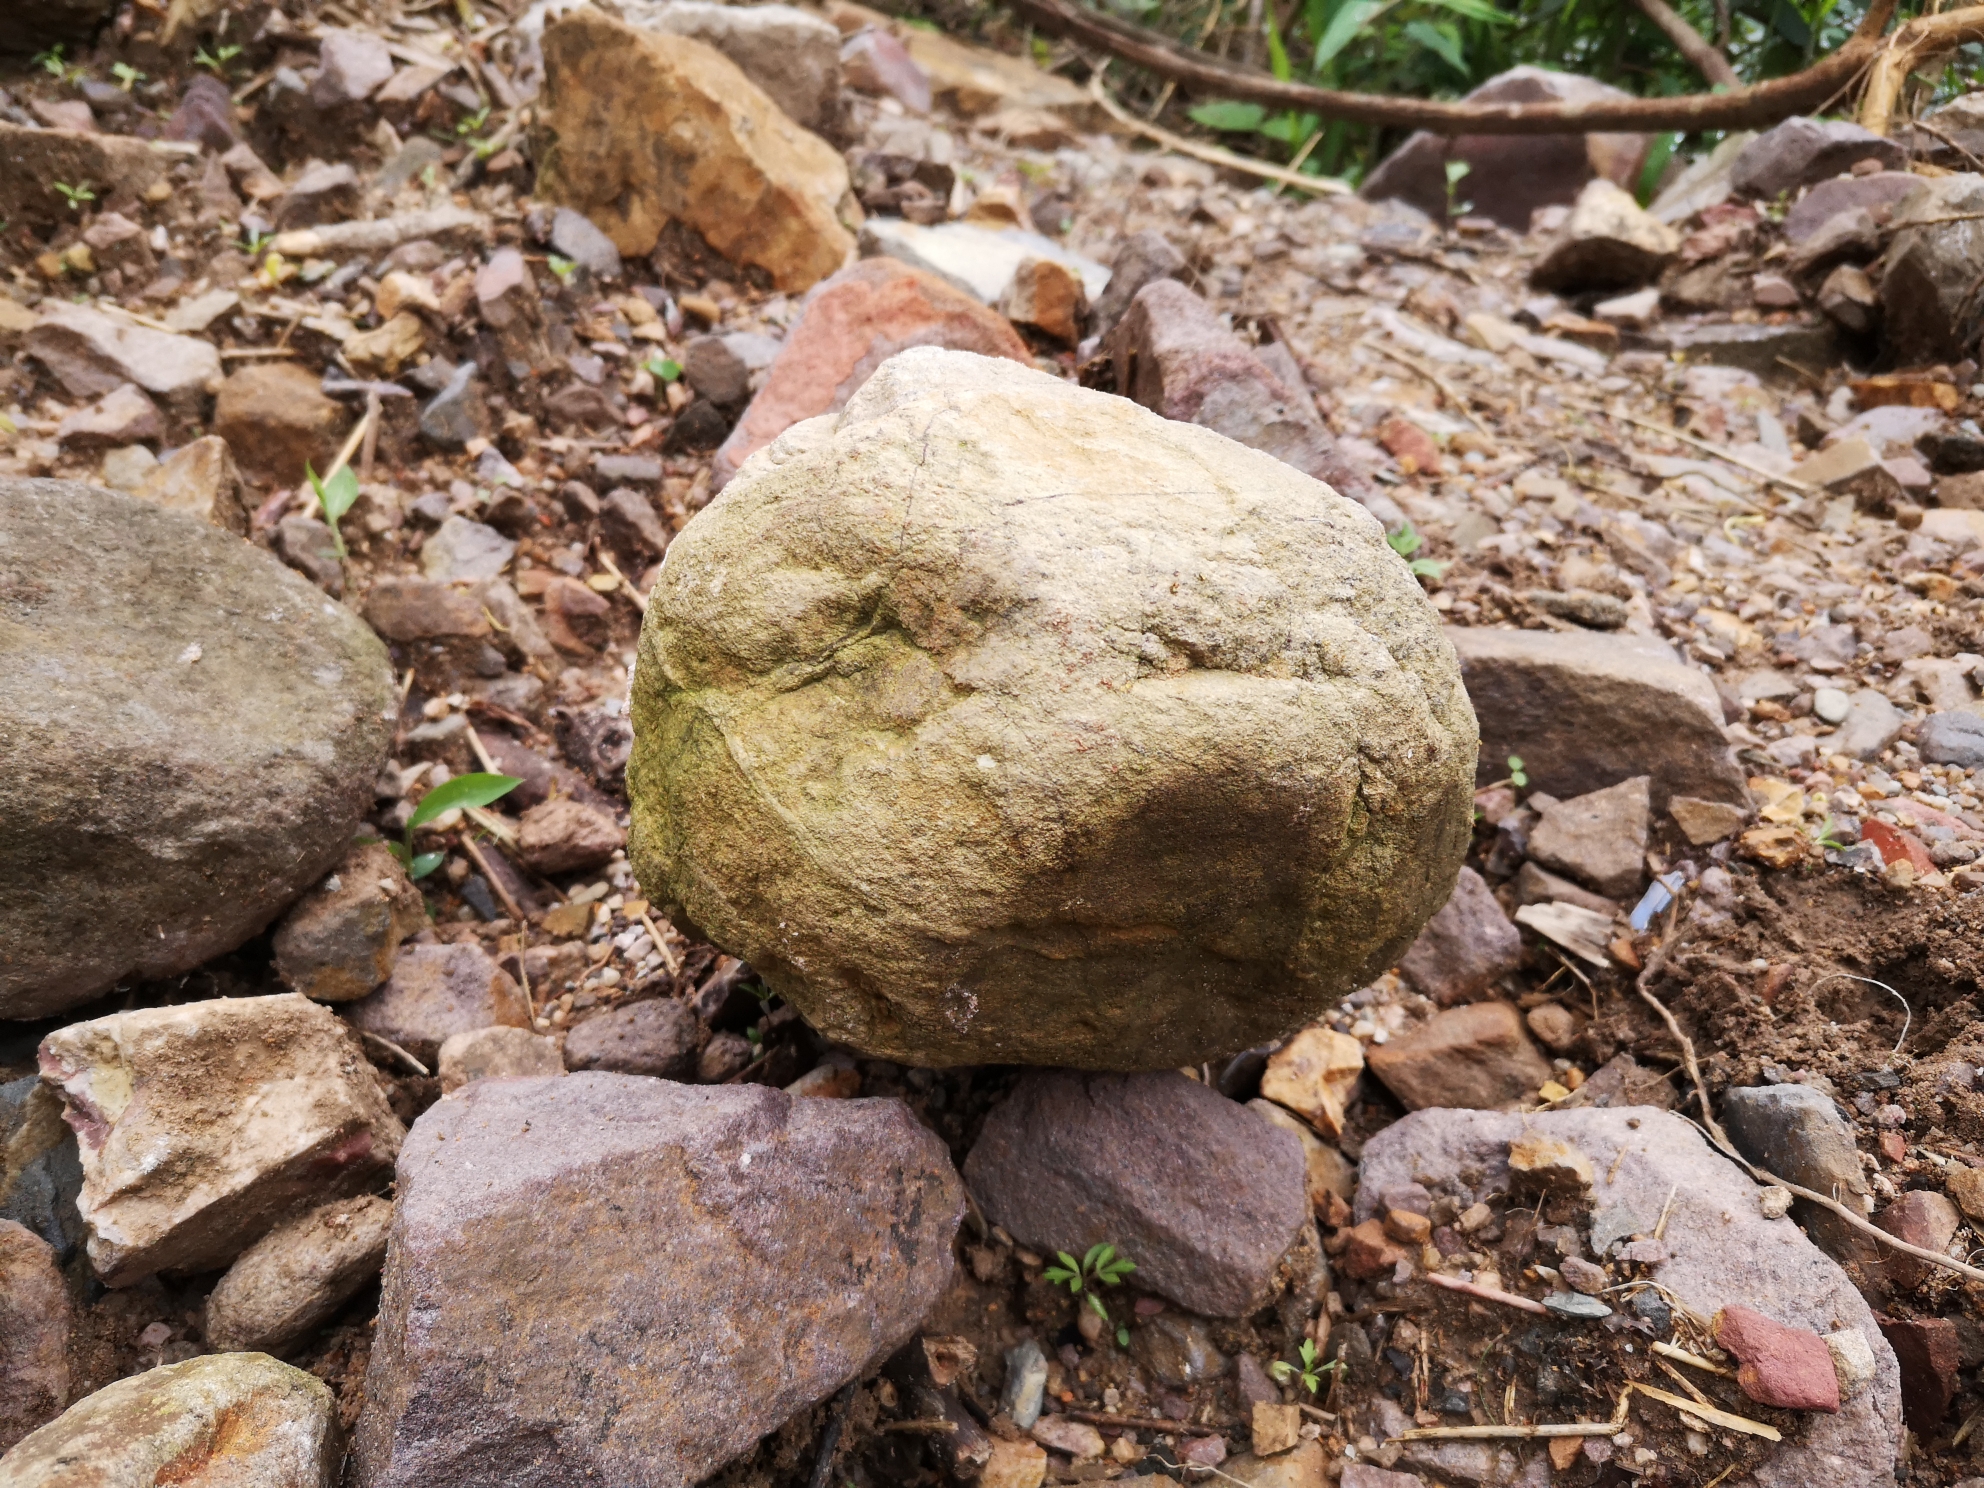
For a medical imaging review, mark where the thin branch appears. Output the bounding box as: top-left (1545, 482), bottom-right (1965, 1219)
top-left (1630, 0), bottom-right (1741, 89)
top-left (1007, 0), bottom-right (1901, 134)
top-left (1862, 6), bottom-right (1984, 136)
top-left (1087, 68), bottom-right (1349, 194)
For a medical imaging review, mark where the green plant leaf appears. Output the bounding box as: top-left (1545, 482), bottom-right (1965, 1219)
top-left (1386, 521), bottom-right (1423, 557)
top-left (305, 462), bottom-right (361, 559)
top-left (1188, 100), bottom-right (1267, 132)
top-left (1408, 556), bottom-right (1447, 578)
top-left (1415, 0), bottom-right (1512, 22)
top-left (408, 851), bottom-right (446, 880)
top-left (407, 772), bottom-right (522, 835)
top-left (646, 356), bottom-right (684, 382)
top-left (1116, 1325), bottom-right (1130, 1348)
top-left (1264, 11), bottom-right (1293, 81)
top-left (1311, 0), bottom-right (1386, 72)
top-left (1085, 1291), bottom-right (1110, 1321)
top-left (547, 254), bottom-right (577, 283)
top-left (1404, 19), bottom-right (1467, 78)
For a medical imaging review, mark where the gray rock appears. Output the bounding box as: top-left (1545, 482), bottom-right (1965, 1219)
top-left (274, 841), bottom-right (428, 1004)
top-left (963, 1070), bottom-right (1310, 1317)
top-left (353, 1074), bottom-right (962, 1488)
top-left (1881, 174), bottom-right (1984, 368)
top-left (313, 27), bottom-right (395, 107)
top-left (345, 942), bottom-right (532, 1066)
top-left (205, 1194), bottom-right (394, 1355)
top-left (0, 1220), bottom-right (69, 1454)
top-left (599, 487), bottom-right (672, 562)
top-left (1731, 116), bottom-right (1905, 200)
top-left (1639, 316), bottom-right (1840, 379)
top-left (682, 335), bottom-right (751, 405)
top-left (1089, 229), bottom-right (1188, 337)
top-left (1832, 689), bottom-right (1905, 761)
top-left (421, 515), bottom-right (515, 583)
top-left (1527, 775), bottom-right (1650, 899)
top-left (561, 997), bottom-right (702, 1079)
top-left (1447, 628), bottom-right (1746, 812)
top-left (1365, 1001), bottom-right (1552, 1111)
top-left (1358, 1106), bottom-right (1901, 1488)
top-left (1002, 1339), bottom-right (1048, 1429)
top-left (0, 1354), bottom-right (340, 1486)
top-left (1398, 867), bottom-right (1523, 1006)
top-left (1722, 1084), bottom-right (1876, 1263)
top-left (25, 303), bottom-right (222, 417)
top-left (276, 514), bottom-right (344, 596)
top-left (1783, 171), bottom-right (1921, 244)
top-left (634, 0), bottom-right (841, 132)
top-left (0, 481), bottom-right (394, 1019)
top-left (1920, 709), bottom-right (1984, 769)
top-left (419, 363), bottom-right (487, 448)
top-left (274, 160), bottom-right (361, 230)
top-left (0, 1078), bottom-right (84, 1263)
top-left (549, 206), bottom-right (623, 281)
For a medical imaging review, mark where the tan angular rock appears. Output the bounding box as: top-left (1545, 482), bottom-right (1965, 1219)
top-left (998, 256), bottom-right (1086, 345)
top-left (536, 10), bottom-right (856, 294)
top-left (0, 1353), bottom-right (339, 1487)
top-left (1247, 1099), bottom-right (1356, 1209)
top-left (0, 1220), bottom-right (69, 1453)
top-left (516, 797), bottom-right (626, 875)
top-left (212, 362), bottom-right (345, 486)
top-left (1507, 1134), bottom-right (1594, 1195)
top-left (1251, 1402), bottom-right (1302, 1457)
top-left (1219, 1440), bottom-right (1330, 1488)
top-left (131, 435), bottom-right (251, 534)
top-left (345, 942), bottom-right (532, 1065)
top-left (629, 348), bottom-right (1477, 1068)
top-left (1259, 1027), bottom-right (1365, 1138)
top-left (436, 1026), bottom-right (564, 1094)
top-left (36, 994), bottom-right (405, 1285)
top-left (272, 841), bottom-right (427, 1004)
top-left (1365, 1001), bottom-right (1552, 1111)
top-left (204, 1194), bottom-right (393, 1355)
top-left (1528, 775), bottom-right (1651, 899)
top-left (1531, 178), bottom-right (1681, 294)
top-left (979, 1437), bottom-right (1049, 1488)
top-left (344, 312), bottom-right (426, 374)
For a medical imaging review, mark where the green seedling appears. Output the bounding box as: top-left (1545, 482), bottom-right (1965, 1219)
top-left (547, 254), bottom-right (578, 285)
top-left (1443, 158), bottom-right (1473, 220)
top-left (304, 462), bottom-right (361, 558)
top-left (52, 181), bottom-right (95, 211)
top-left (391, 772), bottom-right (522, 880)
top-left (645, 356), bottom-right (683, 382)
top-left (1814, 815), bottom-right (1848, 851)
top-left (1269, 1338), bottom-right (1344, 1395)
top-left (1044, 1242), bottom-right (1136, 1329)
top-left (1507, 755), bottom-right (1527, 789)
top-left (195, 42), bottom-right (244, 74)
top-left (1386, 521), bottom-right (1447, 580)
top-left (111, 62), bottom-right (146, 90)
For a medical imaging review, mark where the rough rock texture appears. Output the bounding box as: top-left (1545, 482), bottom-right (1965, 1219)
top-left (1530, 178), bottom-right (1680, 293)
top-left (535, 10), bottom-right (855, 293)
top-left (37, 994), bottom-right (405, 1285)
top-left (1715, 1304), bottom-right (1842, 1413)
top-left (204, 1194), bottom-right (394, 1355)
top-left (1723, 1083), bottom-right (1877, 1266)
top-left (0, 0), bottom-right (117, 60)
top-left (0, 1220), bottom-right (68, 1453)
top-left (0, 1353), bottom-right (340, 1488)
top-left (24, 303), bottom-right (222, 417)
top-left (713, 257), bottom-right (1031, 488)
top-left (1731, 117), bottom-right (1905, 201)
top-left (344, 942), bottom-right (532, 1065)
top-left (131, 434), bottom-right (251, 534)
top-left (1358, 1108), bottom-right (1901, 1488)
top-left (1881, 174), bottom-right (1984, 369)
top-left (1527, 775), bottom-right (1651, 898)
top-left (0, 1077), bottom-right (84, 1262)
top-left (1259, 1026), bottom-right (1364, 1138)
top-left (212, 361), bottom-right (345, 485)
top-left (1446, 627), bottom-right (1746, 810)
top-left (1359, 67), bottom-right (1650, 230)
top-left (1364, 1001), bottom-right (1552, 1110)
top-left (353, 1075), bottom-right (962, 1488)
top-left (273, 842), bottom-right (427, 1003)
top-left (964, 1070), bottom-right (1310, 1317)
top-left (0, 123), bottom-right (167, 232)
top-left (1396, 866), bottom-right (1523, 1005)
top-left (1101, 279), bottom-right (1389, 523)
top-left (561, 997), bottom-right (702, 1079)
top-left (0, 480), bottom-right (395, 1019)
top-left (629, 349), bottom-right (1477, 1068)
top-left (436, 1026), bottom-right (564, 1093)
top-left (636, 1), bottom-right (841, 132)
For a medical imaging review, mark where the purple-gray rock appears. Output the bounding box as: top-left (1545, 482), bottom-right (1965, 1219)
top-left (0, 480), bottom-right (393, 1020)
top-left (963, 1070), bottom-right (1309, 1317)
top-left (1920, 709), bottom-right (1984, 769)
top-left (345, 942), bottom-right (532, 1066)
top-left (1783, 172), bottom-right (1921, 244)
top-left (561, 997), bottom-right (702, 1079)
top-left (1358, 1107), bottom-right (1901, 1488)
top-left (1088, 229), bottom-right (1188, 337)
top-left (1883, 175), bottom-right (1984, 373)
top-left (353, 1075), bottom-right (962, 1487)
top-left (1397, 866), bottom-right (1523, 1006)
top-left (1731, 117), bottom-right (1905, 200)
top-left (1722, 1082), bottom-right (1876, 1265)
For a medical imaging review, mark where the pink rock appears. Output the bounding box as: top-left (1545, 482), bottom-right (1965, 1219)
top-left (1342, 1467), bottom-right (1429, 1488)
top-left (1713, 1305), bottom-right (1842, 1413)
top-left (1875, 1189), bottom-right (1961, 1293)
top-left (840, 29), bottom-right (930, 114)
top-left (712, 257), bottom-right (1029, 488)
top-left (1177, 1435), bottom-right (1226, 1467)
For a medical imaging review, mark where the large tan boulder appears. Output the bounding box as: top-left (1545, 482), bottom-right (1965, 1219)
top-left (628, 348), bottom-right (1477, 1069)
top-left (535, 9), bottom-right (856, 294)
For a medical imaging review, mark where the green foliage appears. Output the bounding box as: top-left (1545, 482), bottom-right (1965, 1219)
top-left (547, 254), bottom-right (578, 285)
top-left (1043, 1242), bottom-right (1137, 1326)
top-left (1386, 520), bottom-right (1447, 580)
top-left (646, 355), bottom-right (684, 382)
top-left (389, 772), bottom-right (522, 881)
top-left (194, 42), bottom-right (243, 74)
top-left (1443, 158), bottom-right (1472, 217)
top-left (304, 462), bottom-right (361, 559)
top-left (1269, 1338), bottom-right (1344, 1395)
top-left (1507, 754), bottom-right (1527, 788)
top-left (111, 62), bottom-right (146, 90)
top-left (51, 182), bottom-right (95, 211)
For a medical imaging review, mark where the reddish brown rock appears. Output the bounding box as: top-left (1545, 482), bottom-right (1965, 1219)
top-left (273, 841), bottom-right (427, 1003)
top-left (212, 361), bottom-right (345, 486)
top-left (0, 1219), bottom-right (69, 1452)
top-left (1714, 1305), bottom-right (1842, 1413)
top-left (562, 998), bottom-right (702, 1080)
top-left (1365, 1001), bottom-right (1552, 1111)
top-left (540, 575), bottom-right (612, 654)
top-left (1879, 1316), bottom-right (1959, 1430)
top-left (516, 798), bottom-right (625, 875)
top-left (999, 256), bottom-right (1086, 345)
top-left (362, 576), bottom-right (492, 643)
top-left (1874, 1189), bottom-right (1961, 1294)
top-left (131, 435), bottom-right (251, 535)
top-left (712, 256), bottom-right (1030, 488)
top-left (437, 1025), bottom-right (564, 1093)
top-left (1397, 866), bottom-right (1522, 1006)
top-left (353, 1074), bottom-right (963, 1488)
top-left (345, 942), bottom-right (532, 1064)
top-left (1338, 1218), bottom-right (1405, 1279)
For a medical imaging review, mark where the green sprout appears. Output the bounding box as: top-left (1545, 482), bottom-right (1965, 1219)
top-left (194, 42), bottom-right (243, 74)
top-left (547, 254), bottom-right (577, 285)
top-left (1813, 815), bottom-right (1848, 852)
top-left (1387, 521), bottom-right (1447, 580)
top-left (1043, 1242), bottom-right (1136, 1328)
top-left (644, 355), bottom-right (683, 383)
top-left (391, 772), bottom-right (522, 880)
top-left (455, 105), bottom-right (492, 138)
top-left (1269, 1338), bottom-right (1345, 1395)
top-left (241, 225), bottom-right (274, 258)
top-left (52, 181), bottom-right (95, 211)
top-left (1443, 159), bottom-right (1473, 220)
top-left (1507, 755), bottom-right (1527, 789)
top-left (111, 62), bottom-right (146, 90)
top-left (304, 462), bottom-right (361, 558)
top-left (34, 44), bottom-right (66, 75)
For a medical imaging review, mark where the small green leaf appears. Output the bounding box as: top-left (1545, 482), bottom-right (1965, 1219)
top-left (407, 772), bottom-right (523, 835)
top-left (1386, 521), bottom-right (1424, 558)
top-left (1268, 1360), bottom-right (1293, 1383)
top-left (408, 851), bottom-right (446, 880)
top-left (1187, 100), bottom-right (1267, 132)
top-left (1311, 0), bottom-right (1383, 72)
top-left (1409, 556), bottom-right (1447, 579)
top-left (1404, 19), bottom-right (1467, 78)
top-left (306, 462), bottom-right (361, 559)
top-left (547, 254), bottom-right (577, 283)
top-left (1116, 1325), bottom-right (1130, 1349)
top-left (1507, 755), bottom-right (1528, 787)
top-left (1444, 160), bottom-right (1473, 187)
top-left (385, 841), bottom-right (412, 867)
top-left (646, 356), bottom-right (684, 382)
top-left (1085, 1291), bottom-right (1110, 1322)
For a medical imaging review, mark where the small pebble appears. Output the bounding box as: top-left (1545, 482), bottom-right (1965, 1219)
top-left (1758, 1185), bottom-right (1792, 1219)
